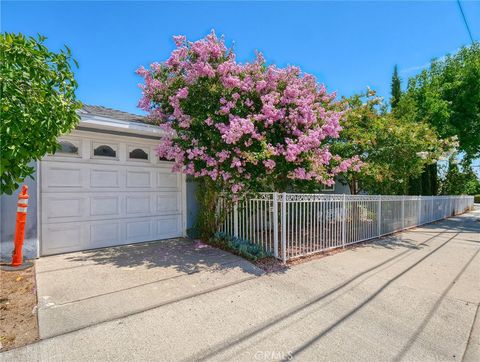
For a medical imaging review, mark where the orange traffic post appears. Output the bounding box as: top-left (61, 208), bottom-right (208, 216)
top-left (11, 185), bottom-right (29, 267)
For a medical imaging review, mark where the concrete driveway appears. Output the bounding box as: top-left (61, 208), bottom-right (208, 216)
top-left (34, 238), bottom-right (263, 338)
top-left (2, 209), bottom-right (479, 362)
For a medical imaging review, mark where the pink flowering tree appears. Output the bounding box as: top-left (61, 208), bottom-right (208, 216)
top-left (137, 32), bottom-right (363, 237)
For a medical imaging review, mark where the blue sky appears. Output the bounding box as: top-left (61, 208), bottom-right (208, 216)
top-left (3, 1), bottom-right (478, 115)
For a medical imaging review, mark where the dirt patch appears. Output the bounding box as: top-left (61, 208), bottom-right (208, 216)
top-left (287, 247), bottom-right (347, 265)
top-left (255, 257), bottom-right (289, 273)
top-left (0, 264), bottom-right (39, 351)
top-left (254, 244), bottom-right (365, 272)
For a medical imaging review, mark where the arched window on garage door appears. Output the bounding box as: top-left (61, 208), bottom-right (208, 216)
top-left (57, 140), bottom-right (79, 155)
top-left (93, 144), bottom-right (117, 158)
top-left (129, 148), bottom-right (149, 160)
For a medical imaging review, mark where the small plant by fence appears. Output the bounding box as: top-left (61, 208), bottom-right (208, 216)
top-left (219, 193), bottom-right (474, 262)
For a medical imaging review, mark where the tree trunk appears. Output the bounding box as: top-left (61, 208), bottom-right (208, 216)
top-left (195, 177), bottom-right (221, 240)
top-left (349, 176), bottom-right (357, 195)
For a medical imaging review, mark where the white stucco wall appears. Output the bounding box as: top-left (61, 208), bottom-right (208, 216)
top-left (0, 162), bottom-right (38, 260)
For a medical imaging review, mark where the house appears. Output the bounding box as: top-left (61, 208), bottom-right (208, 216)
top-left (319, 181), bottom-right (350, 194)
top-left (0, 105), bottom-right (190, 259)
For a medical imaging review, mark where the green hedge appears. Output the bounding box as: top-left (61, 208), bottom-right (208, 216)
top-left (474, 195), bottom-right (480, 203)
top-left (210, 232), bottom-right (270, 261)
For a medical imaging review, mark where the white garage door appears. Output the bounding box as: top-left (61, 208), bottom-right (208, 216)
top-left (40, 131), bottom-right (185, 255)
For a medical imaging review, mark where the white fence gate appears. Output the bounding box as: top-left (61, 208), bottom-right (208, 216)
top-left (219, 193), bottom-right (474, 262)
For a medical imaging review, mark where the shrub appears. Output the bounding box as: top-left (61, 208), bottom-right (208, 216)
top-left (210, 232), bottom-right (270, 261)
top-left (474, 195), bottom-right (480, 204)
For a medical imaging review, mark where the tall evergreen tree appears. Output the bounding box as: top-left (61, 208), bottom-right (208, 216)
top-left (390, 64), bottom-right (402, 109)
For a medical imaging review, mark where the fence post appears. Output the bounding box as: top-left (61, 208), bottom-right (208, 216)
top-left (377, 195), bottom-right (382, 237)
top-left (431, 196), bottom-right (434, 221)
top-left (342, 194), bottom-right (346, 248)
top-left (401, 196), bottom-right (405, 230)
top-left (233, 201), bottom-right (239, 238)
top-left (273, 192), bottom-right (279, 259)
top-left (281, 192), bottom-right (287, 263)
top-left (418, 196), bottom-right (422, 226)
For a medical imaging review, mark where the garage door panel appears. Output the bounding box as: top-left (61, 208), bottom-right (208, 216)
top-left (90, 222), bottom-right (121, 245)
top-left (156, 193), bottom-right (181, 214)
top-left (43, 195), bottom-right (87, 223)
top-left (126, 194), bottom-right (152, 215)
top-left (126, 170), bottom-right (152, 188)
top-left (126, 219), bottom-right (153, 241)
top-left (156, 171), bottom-right (179, 190)
top-left (41, 223), bottom-right (85, 255)
top-left (155, 216), bottom-right (182, 238)
top-left (90, 196), bottom-right (120, 217)
top-left (43, 165), bottom-right (84, 190)
top-left (90, 169), bottom-right (121, 188)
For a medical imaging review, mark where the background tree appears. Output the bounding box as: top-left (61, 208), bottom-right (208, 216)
top-left (0, 33), bottom-right (81, 194)
top-left (334, 89), bottom-right (454, 195)
top-left (137, 32), bottom-right (363, 237)
top-left (390, 64), bottom-right (402, 109)
top-left (397, 42), bottom-right (480, 194)
top-left (439, 157), bottom-right (480, 195)
top-left (331, 88), bottom-right (380, 194)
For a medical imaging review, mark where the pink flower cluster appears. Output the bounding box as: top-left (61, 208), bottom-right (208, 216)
top-left (217, 116), bottom-right (262, 144)
top-left (137, 31), bottom-right (363, 195)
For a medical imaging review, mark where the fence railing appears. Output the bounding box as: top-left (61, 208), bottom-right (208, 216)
top-left (219, 193), bottom-right (474, 262)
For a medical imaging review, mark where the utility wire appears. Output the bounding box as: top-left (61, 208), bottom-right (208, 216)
top-left (457, 0), bottom-right (474, 43)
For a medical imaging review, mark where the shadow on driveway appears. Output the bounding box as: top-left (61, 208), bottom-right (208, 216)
top-left (40, 238), bottom-right (263, 275)
top-left (35, 238), bottom-right (263, 339)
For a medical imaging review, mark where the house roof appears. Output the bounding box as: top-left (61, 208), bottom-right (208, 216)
top-left (80, 104), bottom-right (147, 124)
top-left (77, 104), bottom-right (162, 137)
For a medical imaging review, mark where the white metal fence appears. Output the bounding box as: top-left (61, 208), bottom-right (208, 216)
top-left (219, 193), bottom-right (474, 262)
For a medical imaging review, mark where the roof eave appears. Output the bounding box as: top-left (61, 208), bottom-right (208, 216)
top-left (78, 114), bottom-right (164, 137)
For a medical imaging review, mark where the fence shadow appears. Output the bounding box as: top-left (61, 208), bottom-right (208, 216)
top-left (415, 215), bottom-right (480, 234)
top-left (365, 235), bottom-right (423, 250)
